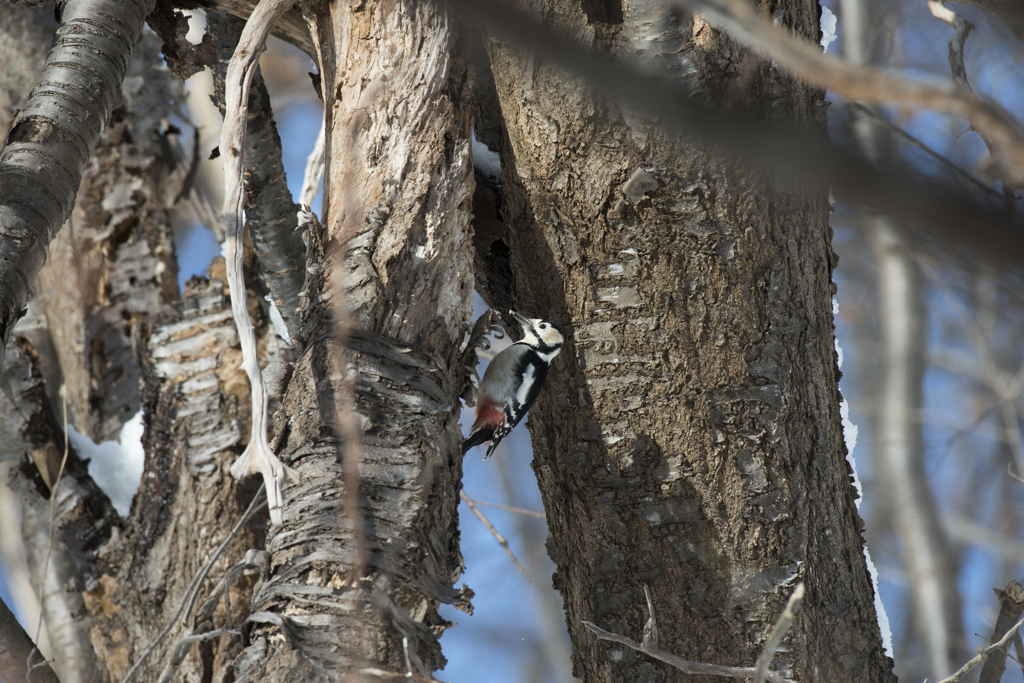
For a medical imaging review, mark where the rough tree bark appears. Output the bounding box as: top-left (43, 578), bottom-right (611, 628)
top-left (478, 1), bottom-right (897, 681)
top-left (1, 27), bottom-right (265, 683)
top-left (231, 0), bottom-right (476, 678)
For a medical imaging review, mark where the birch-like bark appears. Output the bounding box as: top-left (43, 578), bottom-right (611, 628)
top-left (231, 0), bottom-right (476, 677)
top-left (0, 338), bottom-right (117, 683)
top-left (482, 0), bottom-right (895, 680)
top-left (0, 0), bottom-right (155, 371)
top-left (87, 274), bottom-right (263, 683)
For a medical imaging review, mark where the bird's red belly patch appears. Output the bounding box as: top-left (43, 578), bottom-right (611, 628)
top-left (472, 400), bottom-right (505, 432)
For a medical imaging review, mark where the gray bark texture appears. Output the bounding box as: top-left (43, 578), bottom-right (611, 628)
top-left (478, 1), bottom-right (897, 681)
top-left (0, 0), bottom-right (156, 371)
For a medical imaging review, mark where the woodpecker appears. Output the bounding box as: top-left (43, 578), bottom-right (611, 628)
top-left (463, 311), bottom-right (565, 458)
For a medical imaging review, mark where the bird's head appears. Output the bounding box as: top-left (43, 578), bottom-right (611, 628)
top-left (512, 311), bottom-right (565, 351)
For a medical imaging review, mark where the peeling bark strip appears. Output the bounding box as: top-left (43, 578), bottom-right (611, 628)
top-left (0, 0), bottom-right (155, 370)
top-left (209, 11), bottom-right (305, 341)
top-left (232, 0), bottom-right (476, 677)
top-left (482, 1), bottom-right (896, 681)
top-left (219, 0), bottom-right (300, 525)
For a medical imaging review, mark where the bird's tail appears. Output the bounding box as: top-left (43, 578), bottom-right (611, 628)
top-left (462, 428), bottom-right (493, 454)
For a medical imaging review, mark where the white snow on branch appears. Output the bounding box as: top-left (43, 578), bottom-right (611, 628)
top-left (472, 133), bottom-right (501, 179)
top-left (820, 6), bottom-right (837, 52)
top-left (69, 411), bottom-right (145, 517)
top-left (834, 297), bottom-right (892, 656)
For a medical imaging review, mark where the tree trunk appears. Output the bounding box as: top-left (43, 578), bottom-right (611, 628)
top-left (482, 1), bottom-right (896, 681)
top-left (232, 0), bottom-right (476, 678)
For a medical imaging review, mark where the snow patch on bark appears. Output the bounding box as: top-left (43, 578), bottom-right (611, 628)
top-left (69, 410), bottom-right (145, 517)
top-left (835, 298), bottom-right (892, 656)
top-left (820, 7), bottom-right (838, 52)
top-left (472, 135), bottom-right (501, 179)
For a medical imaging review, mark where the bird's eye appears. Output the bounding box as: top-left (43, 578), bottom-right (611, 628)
top-left (540, 323), bottom-right (548, 329)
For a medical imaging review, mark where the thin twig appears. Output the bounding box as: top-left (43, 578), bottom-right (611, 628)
top-left (120, 486), bottom-right (267, 683)
top-left (463, 497), bottom-right (546, 519)
top-left (847, 103), bottom-right (1002, 201)
top-left (584, 622), bottom-right (795, 683)
top-left (584, 583), bottom-right (796, 683)
top-left (754, 584), bottom-right (805, 683)
top-left (683, 0), bottom-right (1024, 187)
top-left (938, 610), bottom-right (1024, 683)
top-left (919, 260), bottom-right (1024, 479)
top-left (157, 629), bottom-right (242, 683)
top-left (460, 490), bottom-right (532, 582)
top-left (927, 0), bottom-right (1018, 203)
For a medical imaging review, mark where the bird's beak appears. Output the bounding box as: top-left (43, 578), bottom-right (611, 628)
top-left (511, 310), bottom-right (530, 326)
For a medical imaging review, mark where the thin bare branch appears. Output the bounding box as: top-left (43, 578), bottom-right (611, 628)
top-left (460, 490), bottom-right (532, 582)
top-left (928, 0), bottom-right (1018, 200)
top-left (920, 260), bottom-right (1024, 477)
top-left (584, 584), bottom-right (797, 683)
top-left (927, 0), bottom-right (975, 95)
top-left (754, 584), bottom-right (805, 683)
top-left (463, 496), bottom-right (546, 519)
top-left (938, 610), bottom-right (1024, 683)
top-left (846, 103), bottom-right (1002, 201)
top-left (685, 0), bottom-right (1024, 187)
